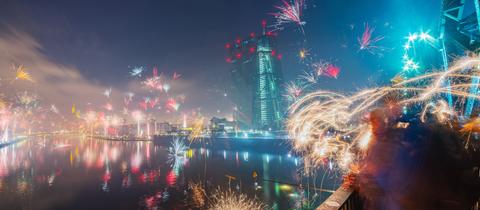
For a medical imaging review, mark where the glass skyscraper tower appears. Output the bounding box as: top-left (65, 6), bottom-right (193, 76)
top-left (226, 25), bottom-right (285, 130)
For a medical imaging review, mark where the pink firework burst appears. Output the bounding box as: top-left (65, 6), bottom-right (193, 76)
top-left (142, 76), bottom-right (163, 91)
top-left (358, 23), bottom-right (385, 55)
top-left (166, 98), bottom-right (180, 111)
top-left (173, 72), bottom-right (181, 80)
top-left (314, 61), bottom-right (340, 79)
top-left (271, 0), bottom-right (306, 33)
top-left (324, 64), bottom-right (340, 78)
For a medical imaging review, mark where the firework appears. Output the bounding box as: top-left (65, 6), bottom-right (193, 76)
top-left (163, 83), bottom-right (171, 93)
top-left (313, 61), bottom-right (340, 79)
top-left (103, 88), bottom-right (112, 98)
top-left (131, 110), bottom-right (144, 137)
top-left (299, 48), bottom-right (310, 60)
top-left (166, 98), bottom-right (180, 111)
top-left (124, 92), bottom-right (134, 106)
top-left (142, 76), bottom-right (163, 90)
top-left (173, 72), bottom-right (181, 80)
top-left (299, 70), bottom-right (317, 84)
top-left (168, 137), bottom-right (188, 174)
top-left (401, 31), bottom-right (436, 73)
top-left (208, 189), bottom-right (267, 210)
top-left (13, 65), bottom-right (34, 82)
top-left (287, 55), bottom-right (480, 173)
top-left (285, 81), bottom-right (305, 101)
top-left (168, 137), bottom-right (188, 157)
top-left (103, 103), bottom-right (113, 111)
top-left (17, 91), bottom-right (38, 107)
top-left (152, 67), bottom-right (158, 77)
top-left (50, 104), bottom-right (59, 114)
top-left (129, 66), bottom-right (144, 77)
top-left (187, 181), bottom-right (206, 208)
top-left (0, 97), bottom-right (6, 110)
top-left (358, 23), bottom-right (385, 55)
top-left (271, 0), bottom-right (306, 33)
top-left (310, 61), bottom-right (340, 79)
top-left (188, 117), bottom-right (204, 142)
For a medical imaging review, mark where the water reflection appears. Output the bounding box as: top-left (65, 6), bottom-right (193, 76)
top-left (0, 136), bottom-right (340, 210)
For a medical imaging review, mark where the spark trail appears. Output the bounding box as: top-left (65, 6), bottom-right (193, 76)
top-left (287, 55), bottom-right (480, 174)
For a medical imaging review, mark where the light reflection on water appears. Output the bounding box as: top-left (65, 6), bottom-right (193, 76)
top-left (0, 136), bottom-right (340, 210)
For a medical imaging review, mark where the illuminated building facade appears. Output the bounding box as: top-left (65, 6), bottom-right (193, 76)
top-left (226, 24), bottom-right (285, 130)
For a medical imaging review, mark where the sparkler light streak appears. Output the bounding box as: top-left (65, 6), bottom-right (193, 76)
top-left (358, 23), bottom-right (386, 56)
top-left (287, 55), bottom-right (480, 174)
top-left (208, 189), bottom-right (267, 210)
top-left (271, 0), bottom-right (306, 33)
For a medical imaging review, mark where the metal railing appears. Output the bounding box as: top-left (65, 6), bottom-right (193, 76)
top-left (316, 187), bottom-right (362, 210)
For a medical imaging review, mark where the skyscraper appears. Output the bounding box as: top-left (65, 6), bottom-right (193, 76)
top-left (226, 23), bottom-right (285, 130)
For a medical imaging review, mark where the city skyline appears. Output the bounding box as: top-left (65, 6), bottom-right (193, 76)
top-left (0, 0), bottom-right (441, 121)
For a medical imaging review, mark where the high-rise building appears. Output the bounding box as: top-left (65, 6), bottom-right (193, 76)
top-left (226, 23), bottom-right (285, 130)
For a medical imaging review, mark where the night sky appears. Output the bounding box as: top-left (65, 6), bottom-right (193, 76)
top-left (0, 0), bottom-right (443, 120)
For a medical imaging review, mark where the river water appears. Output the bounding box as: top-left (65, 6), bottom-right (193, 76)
top-left (0, 136), bottom-right (340, 210)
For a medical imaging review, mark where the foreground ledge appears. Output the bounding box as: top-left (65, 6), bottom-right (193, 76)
top-left (317, 187), bottom-right (361, 210)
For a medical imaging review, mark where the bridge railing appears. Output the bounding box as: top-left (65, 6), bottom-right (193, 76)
top-left (316, 187), bottom-right (362, 210)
